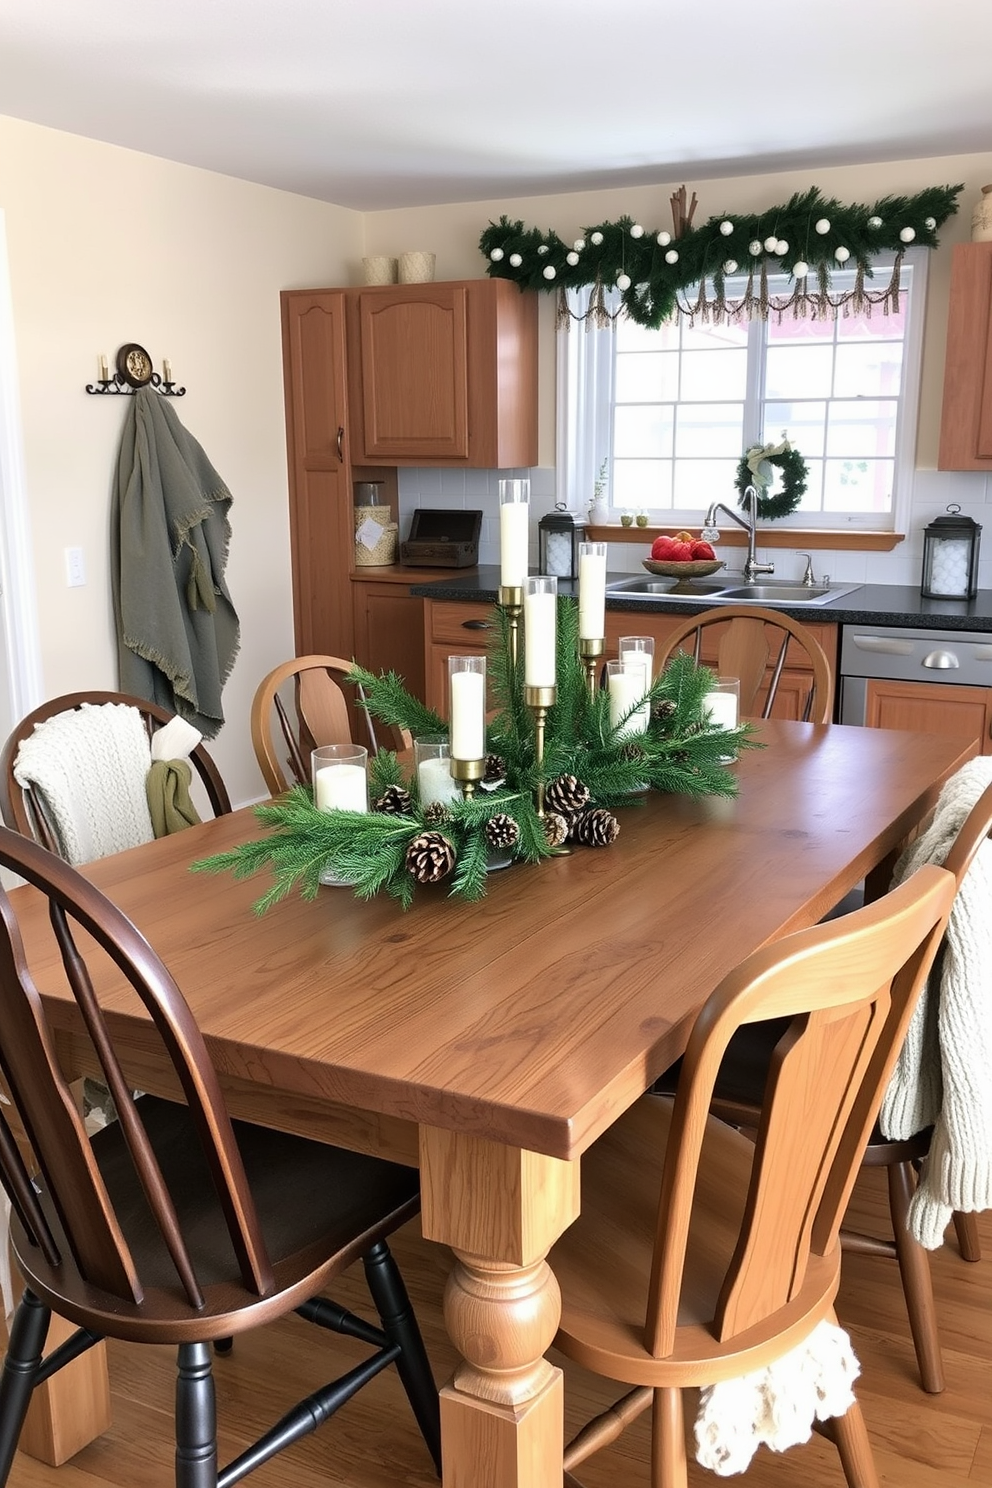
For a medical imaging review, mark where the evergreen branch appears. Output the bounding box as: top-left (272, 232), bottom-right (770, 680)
top-left (347, 665), bottom-right (446, 738)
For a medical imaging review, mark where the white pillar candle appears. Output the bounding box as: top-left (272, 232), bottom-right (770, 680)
top-left (500, 499), bottom-right (530, 588)
top-left (418, 754), bottom-right (460, 808)
top-left (703, 689), bottom-right (739, 730)
top-left (450, 669), bottom-right (486, 759)
top-left (609, 668), bottom-right (649, 737)
top-left (578, 544), bottom-right (607, 640)
top-left (524, 587), bottom-right (557, 687)
top-left (314, 763), bottom-right (368, 812)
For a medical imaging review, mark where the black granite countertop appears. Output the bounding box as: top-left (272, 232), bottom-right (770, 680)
top-left (408, 566), bottom-right (992, 633)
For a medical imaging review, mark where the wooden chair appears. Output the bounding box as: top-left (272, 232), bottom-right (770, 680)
top-left (0, 826), bottom-right (440, 1487)
top-left (0, 690), bottom-right (231, 853)
top-left (251, 655), bottom-right (413, 797)
top-left (655, 604), bottom-right (835, 723)
top-left (653, 776), bottom-right (992, 1396)
top-left (551, 863), bottom-right (956, 1488)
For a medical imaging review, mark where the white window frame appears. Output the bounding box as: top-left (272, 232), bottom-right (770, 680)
top-left (556, 248), bottom-right (928, 536)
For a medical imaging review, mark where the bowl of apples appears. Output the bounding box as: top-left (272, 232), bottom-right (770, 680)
top-left (643, 532), bottom-right (724, 578)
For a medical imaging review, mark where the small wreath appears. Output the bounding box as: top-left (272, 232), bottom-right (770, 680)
top-left (735, 444), bottom-right (808, 521)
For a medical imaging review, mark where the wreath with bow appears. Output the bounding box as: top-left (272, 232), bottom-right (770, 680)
top-left (735, 438), bottom-right (808, 520)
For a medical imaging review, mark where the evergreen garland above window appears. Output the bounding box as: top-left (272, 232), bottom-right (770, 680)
top-left (479, 183), bottom-right (962, 328)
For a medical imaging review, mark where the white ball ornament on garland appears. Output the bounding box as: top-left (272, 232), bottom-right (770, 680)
top-left (749, 240), bottom-right (763, 256)
top-left (925, 216), bottom-right (936, 230)
top-left (834, 245), bottom-right (851, 263)
top-left (490, 247), bottom-right (504, 261)
top-left (656, 230), bottom-right (671, 246)
top-left (815, 218), bottom-right (831, 234)
top-left (566, 251), bottom-right (579, 266)
top-left (720, 220), bottom-right (734, 236)
top-left (792, 261), bottom-right (809, 279)
top-left (723, 259), bottom-right (738, 274)
top-left (543, 264), bottom-right (556, 280)
top-left (590, 231), bottom-right (604, 245)
top-left (664, 249), bottom-right (679, 265)
top-left (537, 243), bottom-right (549, 254)
top-left (616, 272), bottom-right (631, 291)
top-left (630, 224), bottom-right (644, 238)
top-left (900, 226), bottom-right (916, 242)
top-left (763, 234), bottom-right (778, 252)
top-left (774, 239), bottom-right (788, 255)
top-left (509, 253), bottom-right (522, 267)
top-left (573, 238), bottom-right (586, 252)
top-left (868, 215), bottom-right (883, 229)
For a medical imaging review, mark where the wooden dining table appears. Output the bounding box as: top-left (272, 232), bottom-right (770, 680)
top-left (11, 720), bottom-right (974, 1488)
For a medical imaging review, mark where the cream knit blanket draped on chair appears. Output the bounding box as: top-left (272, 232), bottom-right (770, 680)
top-left (13, 702), bottom-right (155, 864)
top-left (880, 754), bottom-right (992, 1247)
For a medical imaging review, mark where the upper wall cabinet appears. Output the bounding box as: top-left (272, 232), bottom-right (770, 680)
top-left (939, 242), bottom-right (992, 470)
top-left (345, 279), bottom-right (538, 467)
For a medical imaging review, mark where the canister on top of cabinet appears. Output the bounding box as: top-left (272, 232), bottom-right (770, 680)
top-left (921, 505), bottom-right (981, 599)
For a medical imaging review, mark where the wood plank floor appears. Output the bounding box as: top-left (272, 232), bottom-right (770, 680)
top-left (8, 1168), bottom-right (992, 1487)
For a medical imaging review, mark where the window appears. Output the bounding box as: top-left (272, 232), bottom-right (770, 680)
top-left (556, 249), bottom-right (927, 532)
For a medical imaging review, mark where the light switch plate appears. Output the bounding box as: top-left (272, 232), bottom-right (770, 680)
top-left (65, 546), bottom-right (86, 587)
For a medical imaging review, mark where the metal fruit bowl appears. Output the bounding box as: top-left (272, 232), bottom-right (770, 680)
top-left (642, 558), bottom-right (725, 578)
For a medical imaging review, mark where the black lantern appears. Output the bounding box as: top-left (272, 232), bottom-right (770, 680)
top-left (921, 505), bottom-right (982, 600)
top-left (538, 503), bottom-right (587, 580)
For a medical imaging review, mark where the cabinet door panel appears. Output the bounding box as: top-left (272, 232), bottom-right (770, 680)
top-left (281, 293), bottom-right (354, 657)
top-left (358, 287), bottom-right (470, 461)
top-left (353, 585), bottom-right (427, 703)
top-left (865, 678), bottom-right (992, 754)
top-left (939, 241), bottom-right (992, 470)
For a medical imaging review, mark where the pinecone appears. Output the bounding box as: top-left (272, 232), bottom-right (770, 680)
top-left (542, 811), bottom-right (570, 849)
top-left (484, 752), bottom-right (507, 783)
top-left (619, 741), bottom-right (644, 763)
top-left (423, 800), bottom-right (453, 827)
top-left (570, 808), bottom-right (620, 848)
top-left (405, 831), bottom-right (457, 884)
top-left (545, 774), bottom-right (590, 822)
top-left (484, 813), bottom-right (519, 850)
top-left (372, 784), bottom-right (412, 816)
top-left (652, 698), bottom-right (677, 723)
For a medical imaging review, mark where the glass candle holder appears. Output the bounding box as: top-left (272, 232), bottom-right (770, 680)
top-left (524, 575), bottom-right (558, 689)
top-left (607, 659), bottom-right (650, 738)
top-left (448, 656), bottom-right (486, 765)
top-left (415, 734), bottom-right (461, 810)
top-left (311, 743), bottom-right (368, 885)
top-left (578, 541), bottom-right (608, 642)
top-left (618, 635), bottom-right (654, 732)
top-left (498, 478), bottom-right (531, 591)
top-left (703, 677), bottom-right (740, 763)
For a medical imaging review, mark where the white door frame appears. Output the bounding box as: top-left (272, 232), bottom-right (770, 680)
top-left (0, 208), bottom-right (43, 726)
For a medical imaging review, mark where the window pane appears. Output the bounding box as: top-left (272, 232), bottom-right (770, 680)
top-left (823, 458), bottom-right (893, 513)
top-left (834, 341), bottom-right (904, 398)
top-left (826, 400), bottom-right (897, 459)
top-left (765, 343), bottom-right (834, 400)
top-left (614, 403), bottom-right (673, 458)
top-left (615, 352), bottom-right (678, 402)
top-left (613, 459), bottom-right (673, 508)
top-left (763, 402), bottom-right (826, 458)
top-left (673, 459), bottom-right (733, 508)
top-left (681, 347), bottom-right (747, 400)
top-left (675, 404), bottom-right (744, 459)
top-left (616, 317), bottom-right (679, 352)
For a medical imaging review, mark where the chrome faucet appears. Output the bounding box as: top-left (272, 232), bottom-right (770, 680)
top-left (701, 485), bottom-right (774, 584)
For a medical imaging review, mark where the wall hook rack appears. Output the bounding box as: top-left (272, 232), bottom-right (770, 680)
top-left (86, 343), bottom-right (185, 397)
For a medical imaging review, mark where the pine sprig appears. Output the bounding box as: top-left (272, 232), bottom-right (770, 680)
top-left (348, 666), bottom-right (445, 739)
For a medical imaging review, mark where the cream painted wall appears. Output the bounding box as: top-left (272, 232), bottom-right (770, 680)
top-left (0, 114), bottom-right (364, 805)
top-left (368, 154), bottom-right (992, 591)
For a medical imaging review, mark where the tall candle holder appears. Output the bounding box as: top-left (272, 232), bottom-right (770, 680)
top-left (579, 637), bottom-right (605, 697)
top-left (524, 683), bottom-right (557, 817)
top-left (448, 655), bottom-right (487, 800)
top-left (524, 575), bottom-right (558, 817)
top-left (498, 584), bottom-right (524, 670)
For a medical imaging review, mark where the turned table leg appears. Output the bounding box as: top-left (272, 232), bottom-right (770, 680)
top-left (419, 1126), bottom-right (580, 1488)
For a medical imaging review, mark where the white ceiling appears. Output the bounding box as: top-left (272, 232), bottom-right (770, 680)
top-left (2, 0), bottom-right (991, 212)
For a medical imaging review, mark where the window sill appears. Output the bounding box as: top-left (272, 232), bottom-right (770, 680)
top-left (585, 526), bottom-right (904, 552)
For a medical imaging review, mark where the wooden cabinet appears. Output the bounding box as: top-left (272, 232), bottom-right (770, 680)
top-left (862, 677), bottom-right (992, 754)
top-left (939, 241), bottom-right (992, 470)
top-left (423, 600), bottom-right (839, 720)
top-left (352, 573), bottom-right (429, 703)
top-left (345, 279), bottom-right (537, 467)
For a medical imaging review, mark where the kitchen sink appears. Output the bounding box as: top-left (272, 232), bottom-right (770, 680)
top-left (605, 576), bottom-right (863, 607)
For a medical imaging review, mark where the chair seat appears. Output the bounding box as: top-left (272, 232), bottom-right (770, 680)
top-left (551, 1095), bottom-right (841, 1389)
top-left (12, 1096), bottom-right (420, 1344)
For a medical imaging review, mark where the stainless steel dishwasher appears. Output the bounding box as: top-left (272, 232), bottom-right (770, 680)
top-left (839, 623), bottom-right (992, 726)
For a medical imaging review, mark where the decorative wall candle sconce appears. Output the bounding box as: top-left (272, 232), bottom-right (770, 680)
top-left (86, 344), bottom-right (185, 397)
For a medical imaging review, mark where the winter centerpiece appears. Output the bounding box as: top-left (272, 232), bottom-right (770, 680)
top-left (194, 599), bottom-right (759, 909)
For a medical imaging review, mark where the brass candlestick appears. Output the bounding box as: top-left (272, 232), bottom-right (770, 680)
top-left (524, 684), bottom-right (557, 817)
top-left (450, 756), bottom-right (486, 800)
top-left (498, 584), bottom-right (524, 671)
top-left (579, 636), bottom-right (605, 698)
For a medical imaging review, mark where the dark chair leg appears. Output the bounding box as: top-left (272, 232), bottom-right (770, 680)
top-left (952, 1209), bottom-right (982, 1263)
top-left (888, 1160), bottom-right (944, 1393)
top-left (0, 1290), bottom-right (50, 1487)
top-left (175, 1342), bottom-right (218, 1488)
top-left (363, 1240), bottom-right (442, 1475)
top-left (213, 1338), bottom-right (233, 1356)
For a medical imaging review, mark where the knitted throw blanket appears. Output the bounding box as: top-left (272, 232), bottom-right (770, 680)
top-left (13, 702), bottom-right (155, 864)
top-left (694, 1320), bottom-right (860, 1475)
top-left (880, 755), bottom-right (992, 1247)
